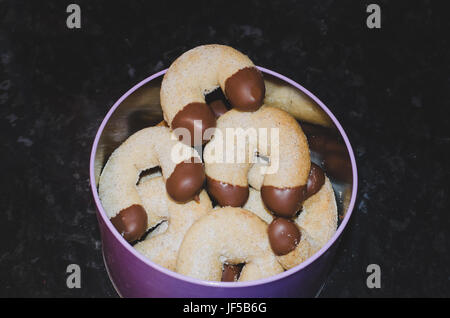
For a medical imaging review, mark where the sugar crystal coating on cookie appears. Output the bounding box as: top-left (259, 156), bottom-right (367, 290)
top-left (161, 45), bottom-right (265, 146)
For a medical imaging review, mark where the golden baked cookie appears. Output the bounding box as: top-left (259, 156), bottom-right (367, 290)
top-left (176, 207), bottom-right (283, 281)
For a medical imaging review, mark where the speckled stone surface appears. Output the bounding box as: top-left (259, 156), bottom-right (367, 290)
top-left (1, 0), bottom-right (449, 297)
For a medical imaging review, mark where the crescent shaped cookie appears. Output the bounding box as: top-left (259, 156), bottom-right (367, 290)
top-left (243, 174), bottom-right (337, 269)
top-left (176, 207), bottom-right (283, 281)
top-left (99, 126), bottom-right (205, 242)
top-left (160, 44), bottom-right (265, 146)
top-left (134, 176), bottom-right (212, 271)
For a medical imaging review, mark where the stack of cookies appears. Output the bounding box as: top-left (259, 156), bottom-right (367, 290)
top-left (98, 45), bottom-right (338, 282)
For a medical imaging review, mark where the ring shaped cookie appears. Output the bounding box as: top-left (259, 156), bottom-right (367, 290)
top-left (204, 106), bottom-right (310, 218)
top-left (176, 207), bottom-right (283, 281)
top-left (99, 126), bottom-right (205, 242)
top-left (243, 164), bottom-right (337, 269)
top-left (160, 44), bottom-right (265, 146)
top-left (134, 176), bottom-right (212, 271)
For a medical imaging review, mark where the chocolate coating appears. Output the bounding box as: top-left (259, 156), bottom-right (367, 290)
top-left (208, 99), bottom-right (229, 118)
top-left (323, 151), bottom-right (353, 183)
top-left (221, 264), bottom-right (243, 282)
top-left (206, 176), bottom-right (249, 207)
top-left (305, 163), bottom-right (325, 199)
top-left (172, 102), bottom-right (216, 146)
top-left (110, 205), bottom-right (148, 242)
top-left (307, 133), bottom-right (327, 153)
top-left (302, 123), bottom-right (347, 156)
top-left (308, 134), bottom-right (347, 156)
top-left (166, 158), bottom-right (206, 203)
top-left (268, 218), bottom-right (301, 256)
top-left (225, 67), bottom-right (265, 112)
top-left (261, 185), bottom-right (306, 218)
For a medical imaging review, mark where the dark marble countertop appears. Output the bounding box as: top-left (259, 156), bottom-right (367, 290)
top-left (1, 0), bottom-right (449, 297)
